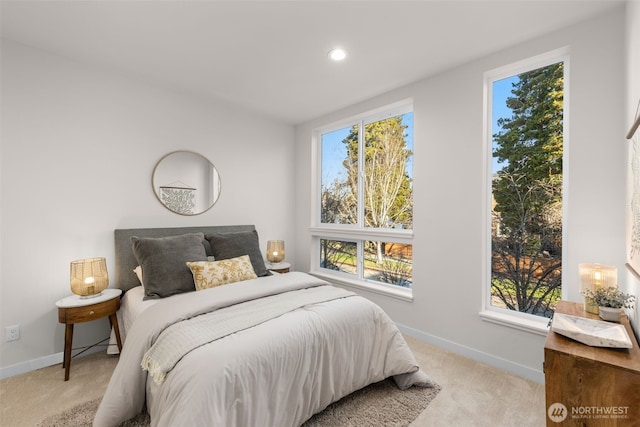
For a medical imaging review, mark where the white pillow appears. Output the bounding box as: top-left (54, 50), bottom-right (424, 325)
top-left (133, 265), bottom-right (144, 287)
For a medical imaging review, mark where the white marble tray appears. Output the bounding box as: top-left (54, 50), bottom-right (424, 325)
top-left (551, 313), bottom-right (633, 348)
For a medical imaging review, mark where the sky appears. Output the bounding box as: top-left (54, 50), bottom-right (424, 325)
top-left (319, 81), bottom-right (514, 185)
top-left (492, 75), bottom-right (518, 172)
top-left (321, 126), bottom-right (351, 186)
top-left (321, 112), bottom-right (414, 187)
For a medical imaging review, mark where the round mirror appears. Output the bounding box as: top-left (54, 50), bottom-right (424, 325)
top-left (152, 151), bottom-right (221, 215)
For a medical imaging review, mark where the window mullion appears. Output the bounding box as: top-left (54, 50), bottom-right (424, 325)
top-left (356, 118), bottom-right (365, 279)
top-left (357, 241), bottom-right (364, 279)
top-left (357, 119), bottom-right (365, 229)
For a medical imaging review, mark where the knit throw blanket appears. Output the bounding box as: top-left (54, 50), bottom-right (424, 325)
top-left (142, 285), bottom-right (354, 385)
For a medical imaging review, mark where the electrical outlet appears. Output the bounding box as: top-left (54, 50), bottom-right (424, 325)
top-left (5, 325), bottom-right (20, 342)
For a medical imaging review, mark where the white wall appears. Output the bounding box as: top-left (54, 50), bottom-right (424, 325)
top-left (0, 39), bottom-right (296, 374)
top-left (294, 7), bottom-right (626, 381)
top-left (625, 0), bottom-right (640, 339)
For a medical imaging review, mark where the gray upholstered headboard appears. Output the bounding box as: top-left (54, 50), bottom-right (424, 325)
top-left (114, 225), bottom-right (256, 292)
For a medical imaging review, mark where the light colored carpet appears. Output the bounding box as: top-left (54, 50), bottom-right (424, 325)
top-left (1, 335), bottom-right (546, 426)
top-left (38, 399), bottom-right (148, 427)
top-left (37, 379), bottom-right (441, 427)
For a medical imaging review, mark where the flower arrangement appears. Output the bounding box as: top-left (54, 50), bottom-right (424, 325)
top-left (582, 286), bottom-right (636, 309)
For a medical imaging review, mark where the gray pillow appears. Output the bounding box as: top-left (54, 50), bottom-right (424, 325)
top-left (131, 233), bottom-right (208, 299)
top-left (205, 230), bottom-right (271, 277)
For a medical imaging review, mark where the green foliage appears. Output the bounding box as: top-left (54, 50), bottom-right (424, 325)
top-left (491, 236), bottom-right (562, 317)
top-left (320, 238), bottom-right (412, 288)
top-left (493, 63), bottom-right (563, 234)
top-left (582, 287), bottom-right (636, 309)
top-left (491, 62), bottom-right (564, 318)
top-left (494, 63), bottom-right (564, 179)
top-left (491, 277), bottom-right (562, 311)
top-left (342, 116), bottom-right (413, 229)
top-left (320, 239), bottom-right (355, 271)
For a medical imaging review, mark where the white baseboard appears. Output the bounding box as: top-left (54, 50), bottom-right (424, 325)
top-left (2, 324), bottom-right (544, 384)
top-left (0, 346), bottom-right (103, 380)
top-left (0, 352), bottom-right (63, 380)
top-left (397, 323), bottom-right (545, 384)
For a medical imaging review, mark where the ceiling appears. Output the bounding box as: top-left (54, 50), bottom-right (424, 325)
top-left (1, 0), bottom-right (623, 125)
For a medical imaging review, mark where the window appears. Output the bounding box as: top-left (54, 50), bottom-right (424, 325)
top-left (312, 102), bottom-right (414, 297)
top-left (485, 50), bottom-right (567, 324)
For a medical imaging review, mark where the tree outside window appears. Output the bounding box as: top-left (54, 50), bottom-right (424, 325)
top-left (319, 109), bottom-right (413, 288)
top-left (490, 61), bottom-right (564, 318)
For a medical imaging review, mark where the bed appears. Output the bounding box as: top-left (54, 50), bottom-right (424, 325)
top-left (94, 225), bottom-right (433, 427)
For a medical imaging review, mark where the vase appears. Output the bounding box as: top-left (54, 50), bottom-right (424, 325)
top-left (584, 296), bottom-right (599, 314)
top-left (598, 306), bottom-right (622, 322)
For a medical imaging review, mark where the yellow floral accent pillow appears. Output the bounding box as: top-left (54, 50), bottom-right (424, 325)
top-left (186, 255), bottom-right (257, 290)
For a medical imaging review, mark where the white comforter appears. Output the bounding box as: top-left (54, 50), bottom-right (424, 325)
top-left (94, 272), bottom-right (432, 427)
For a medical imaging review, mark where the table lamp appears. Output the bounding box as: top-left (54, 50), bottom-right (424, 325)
top-left (579, 263), bottom-right (617, 314)
top-left (266, 240), bottom-right (285, 264)
top-left (70, 257), bottom-right (109, 298)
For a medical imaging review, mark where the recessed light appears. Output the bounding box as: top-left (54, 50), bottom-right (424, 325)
top-left (328, 48), bottom-right (347, 61)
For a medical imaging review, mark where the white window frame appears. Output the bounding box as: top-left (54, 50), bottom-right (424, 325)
top-left (310, 100), bottom-right (414, 301)
top-left (480, 48), bottom-right (570, 335)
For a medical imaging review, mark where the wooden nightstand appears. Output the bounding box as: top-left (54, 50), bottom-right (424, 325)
top-left (267, 261), bottom-right (290, 274)
top-left (56, 288), bottom-right (123, 381)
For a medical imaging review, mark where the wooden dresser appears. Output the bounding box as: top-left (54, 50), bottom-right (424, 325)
top-left (544, 301), bottom-right (640, 426)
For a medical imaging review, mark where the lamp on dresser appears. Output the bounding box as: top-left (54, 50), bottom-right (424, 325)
top-left (578, 263), bottom-right (617, 314)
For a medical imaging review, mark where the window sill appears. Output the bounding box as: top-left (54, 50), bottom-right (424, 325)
top-left (479, 309), bottom-right (550, 336)
top-left (309, 227), bottom-right (414, 244)
top-left (310, 271), bottom-right (413, 302)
